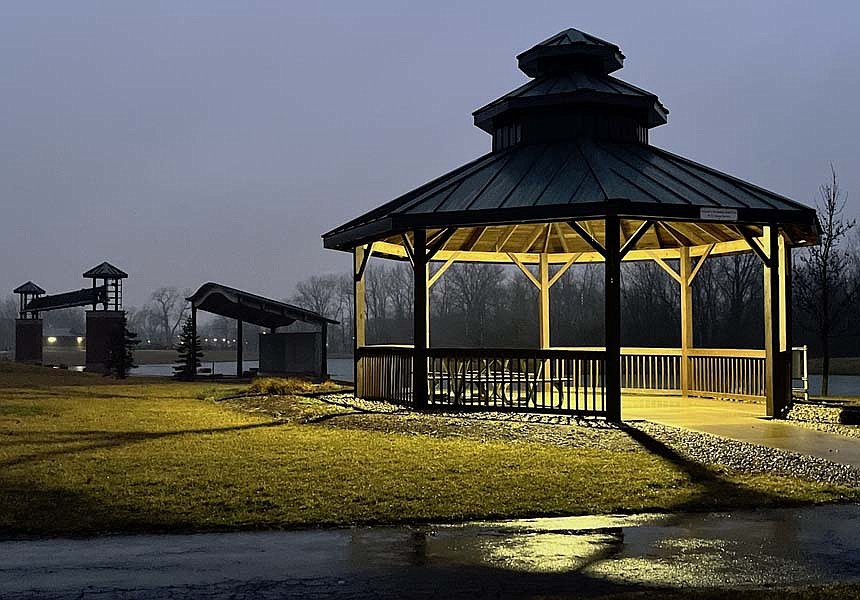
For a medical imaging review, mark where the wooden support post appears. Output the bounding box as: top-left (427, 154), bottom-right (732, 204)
top-left (604, 216), bottom-right (621, 421)
top-left (320, 321), bottom-right (328, 381)
top-left (190, 303), bottom-right (197, 381)
top-left (779, 232), bottom-right (793, 413)
top-left (679, 247), bottom-right (693, 396)
top-left (539, 252), bottom-right (551, 399)
top-left (354, 246), bottom-right (367, 397)
top-left (236, 319), bottom-right (243, 378)
top-left (413, 229), bottom-right (429, 409)
top-left (763, 225), bottom-right (786, 417)
top-left (539, 253), bottom-right (550, 349)
top-left (779, 233), bottom-right (791, 353)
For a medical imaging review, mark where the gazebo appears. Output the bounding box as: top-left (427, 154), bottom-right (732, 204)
top-left (322, 28), bottom-right (819, 421)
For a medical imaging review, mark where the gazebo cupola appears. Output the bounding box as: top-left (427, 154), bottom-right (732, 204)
top-left (323, 27), bottom-right (820, 421)
top-left (474, 28), bottom-right (667, 151)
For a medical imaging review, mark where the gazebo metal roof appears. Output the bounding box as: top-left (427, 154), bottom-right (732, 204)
top-left (187, 282), bottom-right (338, 330)
top-left (323, 27), bottom-right (819, 263)
top-left (323, 137), bottom-right (818, 260)
top-left (473, 72), bottom-right (667, 132)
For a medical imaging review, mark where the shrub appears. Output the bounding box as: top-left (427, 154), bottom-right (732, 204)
top-left (247, 377), bottom-right (341, 396)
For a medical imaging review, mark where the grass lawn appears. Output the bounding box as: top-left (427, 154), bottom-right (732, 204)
top-left (0, 363), bottom-right (858, 538)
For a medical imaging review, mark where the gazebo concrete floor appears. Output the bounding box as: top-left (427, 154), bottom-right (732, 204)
top-left (623, 395), bottom-right (860, 469)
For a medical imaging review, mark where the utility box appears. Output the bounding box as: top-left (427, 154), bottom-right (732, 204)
top-left (259, 331), bottom-right (326, 380)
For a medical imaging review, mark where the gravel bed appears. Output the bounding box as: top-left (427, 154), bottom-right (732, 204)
top-left (632, 421), bottom-right (860, 487)
top-left (297, 394), bottom-right (860, 486)
top-left (316, 393), bottom-right (639, 452)
top-left (787, 403), bottom-right (844, 424)
top-left (785, 403), bottom-right (860, 438)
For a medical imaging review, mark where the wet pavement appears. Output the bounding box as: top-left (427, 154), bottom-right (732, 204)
top-left (624, 396), bottom-right (860, 467)
top-left (2, 504), bottom-right (860, 598)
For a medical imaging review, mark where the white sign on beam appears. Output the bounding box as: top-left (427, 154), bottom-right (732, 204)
top-left (700, 207), bottom-right (738, 221)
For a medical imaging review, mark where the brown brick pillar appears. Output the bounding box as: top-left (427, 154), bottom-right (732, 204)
top-left (86, 311), bottom-right (125, 373)
top-left (15, 319), bottom-right (43, 364)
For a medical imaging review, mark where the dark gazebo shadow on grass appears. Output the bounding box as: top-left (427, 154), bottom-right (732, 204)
top-left (618, 421), bottom-right (803, 511)
top-left (0, 420), bottom-right (291, 468)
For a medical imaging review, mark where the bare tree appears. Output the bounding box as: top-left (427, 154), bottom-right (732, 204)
top-left (0, 294), bottom-right (17, 352)
top-left (292, 275), bottom-right (340, 318)
top-left (150, 287), bottom-right (191, 347)
top-left (795, 165), bottom-right (859, 395)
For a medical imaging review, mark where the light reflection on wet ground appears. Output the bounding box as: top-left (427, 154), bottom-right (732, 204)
top-left (2, 505), bottom-right (860, 597)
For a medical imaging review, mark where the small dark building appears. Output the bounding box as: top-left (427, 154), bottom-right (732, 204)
top-left (187, 283), bottom-right (338, 380)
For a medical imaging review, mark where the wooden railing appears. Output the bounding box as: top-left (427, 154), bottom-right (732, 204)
top-left (621, 347), bottom-right (682, 394)
top-left (356, 345), bottom-right (768, 412)
top-left (689, 348), bottom-right (766, 401)
top-left (426, 348), bottom-right (606, 416)
top-left (356, 345), bottom-right (413, 406)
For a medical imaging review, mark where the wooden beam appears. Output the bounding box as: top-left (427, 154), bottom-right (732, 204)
top-left (555, 222), bottom-right (570, 253)
top-left (413, 229), bottom-right (429, 409)
top-left (679, 247), bottom-right (693, 396)
top-left (236, 318), bottom-right (243, 378)
top-left (506, 253), bottom-right (540, 288)
top-left (568, 220), bottom-right (606, 257)
top-left (778, 233), bottom-right (791, 353)
top-left (659, 221), bottom-right (695, 246)
top-left (353, 247), bottom-right (367, 395)
top-left (190, 303), bottom-right (197, 381)
top-left (740, 227), bottom-right (773, 268)
top-left (427, 228), bottom-right (456, 261)
top-left (619, 220), bottom-right (653, 259)
top-left (548, 253), bottom-right (582, 288)
top-left (354, 242), bottom-right (374, 282)
top-left (689, 222), bottom-right (725, 244)
top-left (428, 253), bottom-right (460, 288)
top-left (763, 225), bottom-right (787, 417)
top-left (521, 225), bottom-right (546, 253)
top-left (604, 216), bottom-right (621, 421)
top-left (401, 233), bottom-right (415, 267)
top-left (647, 251), bottom-right (682, 284)
top-left (495, 224), bottom-right (518, 251)
top-left (687, 243), bottom-right (715, 284)
top-left (370, 238), bottom-right (757, 265)
top-left (539, 253), bottom-right (550, 350)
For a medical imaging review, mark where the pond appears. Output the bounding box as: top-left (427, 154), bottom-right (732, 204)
top-left (132, 357), bottom-right (355, 382)
top-left (806, 374), bottom-right (860, 398)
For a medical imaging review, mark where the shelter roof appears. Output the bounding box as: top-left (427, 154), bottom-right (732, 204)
top-left (83, 262), bottom-right (128, 279)
top-left (13, 281), bottom-right (45, 295)
top-left (187, 283), bottom-right (338, 330)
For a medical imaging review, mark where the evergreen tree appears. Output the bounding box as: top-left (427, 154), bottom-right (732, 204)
top-left (104, 314), bottom-right (139, 379)
top-left (174, 317), bottom-right (203, 379)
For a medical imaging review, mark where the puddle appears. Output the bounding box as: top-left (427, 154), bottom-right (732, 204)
top-left (2, 504), bottom-right (859, 596)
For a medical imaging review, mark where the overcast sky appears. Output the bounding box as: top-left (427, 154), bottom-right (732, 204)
top-left (1, 1), bottom-right (858, 308)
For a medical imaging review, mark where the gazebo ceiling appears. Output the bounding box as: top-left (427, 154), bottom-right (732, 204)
top-left (322, 27), bottom-right (819, 263)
